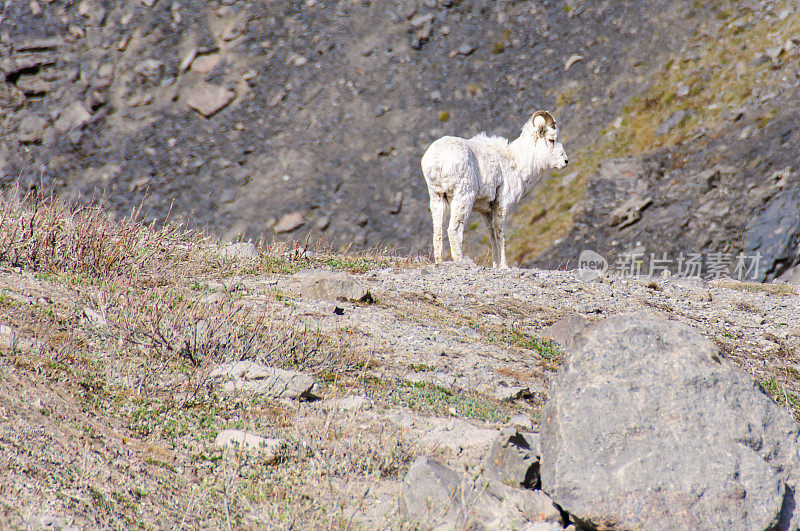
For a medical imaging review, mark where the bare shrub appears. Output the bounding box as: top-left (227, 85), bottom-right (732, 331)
top-left (0, 187), bottom-right (200, 282)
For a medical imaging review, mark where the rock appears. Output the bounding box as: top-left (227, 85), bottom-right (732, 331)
top-left (179, 48), bottom-right (196, 71)
top-left (400, 456), bottom-right (563, 529)
top-left (299, 271), bottom-right (373, 302)
top-left (315, 215), bottom-right (330, 231)
top-left (539, 314), bottom-right (586, 349)
top-left (17, 113), bottom-right (48, 143)
top-left (399, 455), bottom-right (462, 527)
top-left (182, 83), bottom-right (235, 117)
top-left (656, 109), bottom-right (689, 137)
top-left (214, 430), bottom-right (285, 460)
top-left (210, 361), bottom-right (317, 399)
top-left (607, 194), bottom-right (652, 228)
top-left (389, 191), bottom-right (403, 214)
top-left (23, 515), bottom-right (80, 531)
top-left (14, 36), bottom-right (63, 51)
top-left (541, 314), bottom-right (800, 530)
top-left (15, 75), bottom-right (52, 96)
top-left (465, 478), bottom-right (563, 528)
top-left (481, 428), bottom-right (541, 489)
top-left (0, 53), bottom-right (55, 74)
top-left (560, 171), bottom-right (578, 187)
top-left (564, 54), bottom-right (583, 70)
top-left (82, 307), bottom-right (107, 329)
top-left (134, 59), bottom-right (165, 84)
top-left (274, 211), bottom-right (305, 233)
top-left (507, 414), bottom-right (533, 431)
top-left (221, 242), bottom-right (258, 259)
top-left (457, 43), bottom-right (476, 55)
top-left (494, 385), bottom-right (529, 401)
top-left (54, 101), bottom-right (92, 133)
top-left (743, 186), bottom-right (800, 281)
top-left (333, 395), bottom-right (373, 412)
top-left (190, 53), bottom-right (220, 74)
top-left (413, 417), bottom-right (498, 463)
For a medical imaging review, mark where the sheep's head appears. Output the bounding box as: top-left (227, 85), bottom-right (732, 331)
top-left (531, 111), bottom-right (569, 170)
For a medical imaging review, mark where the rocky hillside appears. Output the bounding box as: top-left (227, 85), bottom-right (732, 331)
top-left (521, 0), bottom-right (800, 283)
top-left (0, 191), bottom-right (798, 528)
top-left (4, 0), bottom-right (696, 253)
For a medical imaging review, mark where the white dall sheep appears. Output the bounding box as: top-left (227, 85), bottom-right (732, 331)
top-left (421, 110), bottom-right (569, 268)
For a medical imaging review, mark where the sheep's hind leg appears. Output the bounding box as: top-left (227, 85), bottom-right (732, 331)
top-left (482, 212), bottom-right (499, 268)
top-left (447, 195), bottom-right (473, 263)
top-left (429, 194), bottom-right (447, 264)
top-left (491, 209), bottom-right (509, 269)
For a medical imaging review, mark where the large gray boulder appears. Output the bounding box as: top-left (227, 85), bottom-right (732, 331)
top-left (541, 314), bottom-right (800, 530)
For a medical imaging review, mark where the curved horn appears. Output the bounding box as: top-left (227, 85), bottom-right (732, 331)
top-left (531, 110), bottom-right (556, 128)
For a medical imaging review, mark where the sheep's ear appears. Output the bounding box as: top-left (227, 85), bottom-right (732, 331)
top-left (537, 123), bottom-right (548, 138)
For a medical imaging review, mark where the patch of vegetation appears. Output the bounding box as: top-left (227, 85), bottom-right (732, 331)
top-left (407, 363), bottom-right (436, 372)
top-left (761, 378), bottom-right (800, 420)
top-left (391, 381), bottom-right (513, 423)
top-left (487, 328), bottom-right (564, 365)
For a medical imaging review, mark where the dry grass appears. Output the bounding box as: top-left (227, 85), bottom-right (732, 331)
top-left (0, 189), bottom-right (420, 529)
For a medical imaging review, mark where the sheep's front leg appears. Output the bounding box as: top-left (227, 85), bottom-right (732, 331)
top-left (491, 209), bottom-right (509, 269)
top-left (429, 194), bottom-right (448, 264)
top-left (482, 212), bottom-right (499, 268)
top-left (447, 195), bottom-right (473, 262)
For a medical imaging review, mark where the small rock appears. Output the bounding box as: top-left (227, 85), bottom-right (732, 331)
top-left (457, 43), bottom-right (476, 55)
top-left (134, 59), bottom-right (165, 84)
top-left (389, 191), bottom-right (403, 214)
top-left (179, 48), bottom-right (197, 71)
top-left (607, 195), bottom-right (653, 228)
top-left (399, 456), bottom-right (462, 527)
top-left (221, 242), bottom-right (258, 259)
top-left (210, 361), bottom-right (317, 399)
top-left (14, 36), bottom-right (63, 51)
top-left (539, 314), bottom-right (586, 348)
top-left (564, 53), bottom-right (583, 70)
top-left (82, 307), bottom-right (108, 329)
top-left (214, 430), bottom-right (285, 460)
top-left (507, 415), bottom-right (533, 431)
top-left (287, 52), bottom-right (308, 66)
top-left (54, 101), bottom-right (92, 133)
top-left (494, 385), bottom-right (529, 401)
top-left (336, 395), bottom-right (373, 412)
top-left (299, 271), bottom-right (373, 302)
top-left (274, 211), bottom-right (305, 233)
top-left (481, 428), bottom-right (541, 488)
top-left (182, 82), bottom-right (235, 117)
top-left (97, 62), bottom-right (114, 80)
top-left (765, 46), bottom-right (784, 63)
top-left (269, 89), bottom-right (287, 106)
top-left (17, 113), bottom-right (47, 143)
top-left (315, 215), bottom-right (330, 231)
top-left (561, 171), bottom-right (578, 187)
top-left (656, 109), bottom-right (689, 137)
top-left (190, 53), bottom-right (220, 74)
